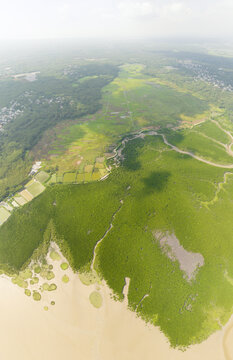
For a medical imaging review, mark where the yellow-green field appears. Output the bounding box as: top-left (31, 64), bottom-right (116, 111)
top-left (0, 207), bottom-right (11, 225)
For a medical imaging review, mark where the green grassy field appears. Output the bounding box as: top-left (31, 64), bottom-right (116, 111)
top-left (63, 172), bottom-right (76, 183)
top-left (35, 171), bottom-right (50, 184)
top-left (166, 129), bottom-right (233, 165)
top-left (196, 121), bottom-right (231, 144)
top-left (40, 64), bottom-right (209, 178)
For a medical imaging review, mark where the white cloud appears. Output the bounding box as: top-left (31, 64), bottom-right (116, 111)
top-left (163, 2), bottom-right (189, 15)
top-left (117, 1), bottom-right (191, 23)
top-left (57, 3), bottom-right (71, 15)
top-left (160, 2), bottom-right (191, 19)
top-left (0, 0), bottom-right (232, 40)
top-left (118, 1), bottom-right (155, 18)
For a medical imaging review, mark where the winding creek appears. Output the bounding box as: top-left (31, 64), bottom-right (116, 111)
top-left (113, 129), bottom-right (233, 168)
top-left (90, 200), bottom-right (124, 272)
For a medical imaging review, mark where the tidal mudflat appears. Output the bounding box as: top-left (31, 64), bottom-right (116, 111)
top-left (0, 245), bottom-right (231, 360)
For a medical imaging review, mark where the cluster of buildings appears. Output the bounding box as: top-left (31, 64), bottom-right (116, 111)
top-left (180, 60), bottom-right (233, 92)
top-left (0, 101), bottom-right (24, 133)
top-left (34, 95), bottom-right (66, 106)
top-left (0, 92), bottom-right (67, 134)
top-left (0, 90), bottom-right (35, 133)
top-left (29, 161), bottom-right (42, 176)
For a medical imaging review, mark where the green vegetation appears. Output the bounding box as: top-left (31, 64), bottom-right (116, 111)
top-left (39, 63), bottom-right (208, 181)
top-left (79, 271), bottom-right (99, 285)
top-left (12, 276), bottom-right (28, 289)
top-left (196, 121), bottom-right (230, 144)
top-left (42, 283), bottom-right (49, 291)
top-left (42, 283), bottom-right (57, 291)
top-left (60, 262), bottom-right (69, 270)
top-left (0, 63), bottom-right (118, 200)
top-left (48, 284), bottom-right (57, 291)
top-left (50, 251), bottom-right (61, 261)
top-left (30, 277), bottom-right (39, 285)
top-left (0, 207), bottom-right (11, 225)
top-left (35, 171), bottom-right (50, 184)
top-left (20, 269), bottom-right (32, 279)
top-left (166, 129), bottom-right (233, 164)
top-left (33, 291), bottom-right (41, 301)
top-left (62, 274), bottom-right (69, 283)
top-left (63, 173), bottom-right (76, 183)
top-left (0, 176), bottom-right (123, 272)
top-left (46, 271), bottom-right (55, 280)
top-left (34, 266), bottom-right (41, 274)
top-left (2, 133), bottom-right (233, 346)
top-left (39, 264), bottom-right (55, 280)
top-left (89, 291), bottom-right (103, 308)
top-left (26, 181), bottom-right (45, 197)
top-left (24, 289), bottom-right (31, 297)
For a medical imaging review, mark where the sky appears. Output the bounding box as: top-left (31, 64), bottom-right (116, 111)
top-left (0, 0), bottom-right (233, 40)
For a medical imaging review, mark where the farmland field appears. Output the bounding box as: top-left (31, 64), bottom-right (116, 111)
top-left (26, 181), bottom-right (45, 197)
top-left (0, 207), bottom-right (11, 225)
top-left (14, 196), bottom-right (28, 206)
top-left (35, 171), bottom-right (50, 184)
top-left (63, 172), bottom-right (76, 183)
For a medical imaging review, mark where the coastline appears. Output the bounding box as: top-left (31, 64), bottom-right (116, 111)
top-left (0, 252), bottom-right (232, 360)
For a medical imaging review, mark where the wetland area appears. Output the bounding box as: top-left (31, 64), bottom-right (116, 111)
top-left (1, 44), bottom-right (233, 358)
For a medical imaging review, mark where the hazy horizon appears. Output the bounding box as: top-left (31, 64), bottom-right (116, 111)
top-left (1, 0), bottom-right (233, 41)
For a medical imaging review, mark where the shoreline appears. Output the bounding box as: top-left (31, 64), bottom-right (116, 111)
top-left (0, 247), bottom-right (232, 360)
